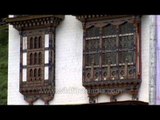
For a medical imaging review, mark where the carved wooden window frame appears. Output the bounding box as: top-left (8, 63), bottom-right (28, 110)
top-left (77, 15), bottom-right (141, 103)
top-left (6, 15), bottom-right (64, 105)
top-left (20, 28), bottom-right (55, 105)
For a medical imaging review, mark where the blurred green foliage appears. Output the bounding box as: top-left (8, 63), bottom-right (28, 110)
top-left (0, 25), bottom-right (8, 105)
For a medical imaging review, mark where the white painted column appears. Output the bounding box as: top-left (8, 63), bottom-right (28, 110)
top-left (149, 15), bottom-right (156, 105)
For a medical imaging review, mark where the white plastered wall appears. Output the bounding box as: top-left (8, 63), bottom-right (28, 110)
top-left (8, 17), bottom-right (28, 105)
top-left (8, 15), bottom-right (152, 105)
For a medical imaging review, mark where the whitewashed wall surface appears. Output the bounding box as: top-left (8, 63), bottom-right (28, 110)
top-left (8, 15), bottom-right (152, 105)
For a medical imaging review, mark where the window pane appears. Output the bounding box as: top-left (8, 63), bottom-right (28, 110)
top-left (119, 22), bottom-right (135, 34)
top-left (39, 52), bottom-right (42, 64)
top-left (45, 34), bottom-right (49, 48)
top-left (102, 37), bottom-right (117, 50)
top-left (45, 50), bottom-right (49, 64)
top-left (119, 51), bottom-right (135, 63)
top-left (38, 36), bottom-right (42, 48)
top-left (86, 26), bottom-right (100, 37)
top-left (34, 53), bottom-right (37, 64)
top-left (23, 53), bottom-right (27, 66)
top-left (30, 69), bottom-right (33, 77)
top-left (22, 68), bottom-right (27, 82)
top-left (102, 24), bottom-right (117, 36)
top-left (23, 37), bottom-right (27, 50)
top-left (44, 66), bottom-right (49, 80)
top-left (119, 35), bottom-right (134, 49)
top-left (30, 53), bottom-right (33, 65)
top-left (30, 37), bottom-right (33, 49)
top-left (102, 52), bottom-right (117, 65)
top-left (34, 69), bottom-right (36, 77)
top-left (85, 39), bottom-right (99, 52)
top-left (34, 37), bottom-right (37, 49)
top-left (85, 54), bottom-right (99, 66)
top-left (38, 68), bottom-right (41, 77)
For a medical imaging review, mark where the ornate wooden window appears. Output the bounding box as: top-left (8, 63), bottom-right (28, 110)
top-left (6, 15), bottom-right (64, 105)
top-left (77, 15), bottom-right (141, 103)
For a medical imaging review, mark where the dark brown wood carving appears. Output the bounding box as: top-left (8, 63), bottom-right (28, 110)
top-left (6, 15), bottom-right (64, 105)
top-left (77, 15), bottom-right (141, 103)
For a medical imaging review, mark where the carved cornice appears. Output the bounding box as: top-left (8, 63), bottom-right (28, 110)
top-left (76, 15), bottom-right (137, 22)
top-left (76, 15), bottom-right (141, 29)
top-left (84, 79), bottom-right (141, 103)
top-left (5, 15), bottom-right (64, 30)
top-left (83, 79), bottom-right (141, 87)
top-left (83, 79), bottom-right (141, 95)
top-left (20, 81), bottom-right (54, 95)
